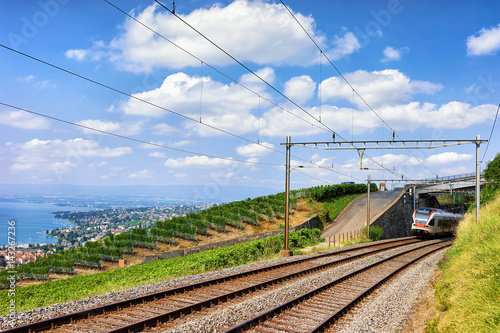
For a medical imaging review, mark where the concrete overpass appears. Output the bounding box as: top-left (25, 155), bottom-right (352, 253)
top-left (410, 172), bottom-right (488, 198)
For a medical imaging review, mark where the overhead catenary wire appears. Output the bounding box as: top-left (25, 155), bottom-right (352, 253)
top-left (1, 101), bottom-right (359, 182)
top-left (0, 101), bottom-right (278, 166)
top-left (152, 0), bottom-right (337, 136)
top-left (279, 0), bottom-right (437, 178)
top-left (482, 102), bottom-right (500, 163)
top-left (103, 0), bottom-right (327, 134)
top-left (151, 0), bottom-right (401, 178)
top-left (0, 43), bottom-right (283, 158)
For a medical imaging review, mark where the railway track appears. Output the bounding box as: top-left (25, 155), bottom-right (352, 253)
top-left (224, 239), bottom-right (452, 333)
top-left (3, 238), bottom-right (425, 333)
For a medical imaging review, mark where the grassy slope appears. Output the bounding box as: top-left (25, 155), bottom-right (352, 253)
top-left (428, 194), bottom-right (500, 332)
top-left (0, 192), bottom-right (364, 316)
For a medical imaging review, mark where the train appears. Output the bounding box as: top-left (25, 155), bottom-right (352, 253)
top-left (411, 207), bottom-right (463, 237)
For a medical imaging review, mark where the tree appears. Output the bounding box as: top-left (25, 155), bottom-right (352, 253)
top-left (481, 153), bottom-right (500, 203)
top-left (484, 153), bottom-right (500, 184)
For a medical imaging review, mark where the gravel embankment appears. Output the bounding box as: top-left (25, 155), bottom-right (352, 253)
top-left (0, 239), bottom-right (443, 332)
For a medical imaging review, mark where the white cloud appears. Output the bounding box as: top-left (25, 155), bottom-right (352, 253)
top-left (236, 142), bottom-right (275, 158)
top-left (129, 169), bottom-right (153, 179)
top-left (381, 46), bottom-right (409, 62)
top-left (120, 72), bottom-right (259, 120)
top-left (77, 119), bottom-right (145, 136)
top-left (120, 72), bottom-right (262, 137)
top-left (152, 123), bottom-right (181, 136)
top-left (467, 23), bottom-right (500, 56)
top-left (148, 151), bottom-right (166, 158)
top-left (240, 67), bottom-right (276, 89)
top-left (284, 75), bottom-right (316, 105)
top-left (328, 32), bottom-right (361, 60)
top-left (423, 152), bottom-right (472, 166)
top-left (17, 75), bottom-right (36, 82)
top-left (65, 49), bottom-right (88, 61)
top-left (6, 138), bottom-right (132, 173)
top-left (0, 111), bottom-right (50, 129)
top-left (320, 69), bottom-right (443, 108)
top-left (67, 1), bottom-right (359, 72)
top-left (261, 99), bottom-right (497, 138)
top-left (171, 140), bottom-right (194, 147)
top-left (164, 155), bottom-right (234, 168)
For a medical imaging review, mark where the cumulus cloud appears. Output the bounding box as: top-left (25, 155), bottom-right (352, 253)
top-left (148, 151), bottom-right (166, 158)
top-left (6, 138), bottom-right (132, 173)
top-left (236, 142), bottom-right (275, 158)
top-left (120, 72), bottom-right (262, 136)
top-left (164, 155), bottom-right (235, 168)
top-left (423, 152), bottom-right (472, 166)
top-left (0, 111), bottom-right (51, 129)
top-left (120, 72), bottom-right (258, 118)
top-left (77, 119), bottom-right (145, 136)
top-left (129, 169), bottom-right (153, 179)
top-left (328, 32), bottom-right (361, 60)
top-left (284, 75), bottom-right (316, 105)
top-left (358, 152), bottom-right (472, 172)
top-left (261, 100), bottom-right (497, 137)
top-left (467, 23), bottom-right (500, 56)
top-left (66, 1), bottom-right (360, 72)
top-left (65, 49), bottom-right (88, 61)
top-left (320, 69), bottom-right (443, 108)
top-left (381, 46), bottom-right (409, 62)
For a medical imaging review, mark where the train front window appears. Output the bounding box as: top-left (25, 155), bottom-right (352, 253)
top-left (415, 210), bottom-right (431, 223)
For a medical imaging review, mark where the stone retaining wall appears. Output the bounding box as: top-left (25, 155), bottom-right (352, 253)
top-left (371, 190), bottom-right (440, 239)
top-left (143, 217), bottom-right (318, 264)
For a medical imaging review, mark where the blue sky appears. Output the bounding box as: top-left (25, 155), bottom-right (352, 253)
top-left (0, 0), bottom-right (499, 194)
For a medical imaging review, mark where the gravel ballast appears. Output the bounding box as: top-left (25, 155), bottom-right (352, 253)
top-left (0, 239), bottom-right (443, 332)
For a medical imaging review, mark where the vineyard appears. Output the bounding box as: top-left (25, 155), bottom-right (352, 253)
top-left (0, 183), bottom-right (374, 288)
top-left (0, 228), bottom-right (323, 315)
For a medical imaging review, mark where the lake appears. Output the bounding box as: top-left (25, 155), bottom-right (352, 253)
top-left (0, 201), bottom-right (94, 246)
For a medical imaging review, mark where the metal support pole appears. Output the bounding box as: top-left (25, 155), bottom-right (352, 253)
top-left (366, 175), bottom-right (371, 239)
top-left (413, 184), bottom-right (416, 213)
top-left (476, 135), bottom-right (481, 222)
top-left (281, 136), bottom-right (293, 257)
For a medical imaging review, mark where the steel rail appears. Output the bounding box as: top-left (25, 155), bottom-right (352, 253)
top-left (223, 239), bottom-right (451, 333)
top-left (3, 238), bottom-right (419, 333)
top-left (4, 237), bottom-right (420, 333)
top-left (101, 239), bottom-right (421, 333)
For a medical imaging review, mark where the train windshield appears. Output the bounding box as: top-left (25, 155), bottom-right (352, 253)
top-left (415, 209), bottom-right (431, 223)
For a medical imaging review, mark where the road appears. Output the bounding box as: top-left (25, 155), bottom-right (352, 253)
top-left (322, 191), bottom-right (402, 239)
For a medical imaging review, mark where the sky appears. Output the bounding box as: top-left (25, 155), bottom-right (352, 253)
top-left (0, 0), bottom-right (499, 196)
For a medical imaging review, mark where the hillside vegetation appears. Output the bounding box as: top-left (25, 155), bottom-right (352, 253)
top-left (0, 183), bottom-right (373, 288)
top-left (0, 183), bottom-right (375, 314)
top-left (427, 154), bottom-right (500, 332)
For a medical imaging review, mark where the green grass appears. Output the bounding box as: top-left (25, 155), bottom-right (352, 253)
top-left (0, 228), bottom-right (322, 315)
top-left (426, 194), bottom-right (500, 332)
top-left (306, 192), bottom-right (365, 230)
top-left (321, 193), bottom-right (365, 220)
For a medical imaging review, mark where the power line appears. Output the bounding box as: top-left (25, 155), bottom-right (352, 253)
top-left (0, 101), bottom-right (280, 166)
top-left (0, 43), bottom-right (285, 158)
top-left (153, 0), bottom-right (337, 136)
top-left (482, 102), bottom-right (500, 163)
top-left (279, 0), bottom-right (437, 177)
top-left (103, 0), bottom-right (328, 134)
top-left (1, 100), bottom-right (359, 182)
top-left (151, 0), bottom-right (400, 179)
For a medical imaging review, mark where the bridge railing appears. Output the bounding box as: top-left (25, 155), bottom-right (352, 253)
top-left (421, 171), bottom-right (484, 183)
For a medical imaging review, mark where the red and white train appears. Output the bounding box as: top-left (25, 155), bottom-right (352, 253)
top-left (411, 207), bottom-right (463, 237)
